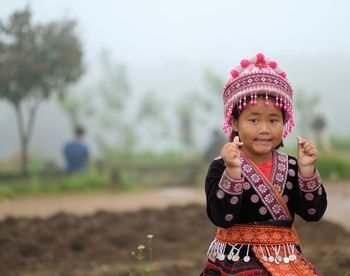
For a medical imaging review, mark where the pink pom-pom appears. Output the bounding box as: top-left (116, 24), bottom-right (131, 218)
top-left (240, 59), bottom-right (250, 68)
top-left (230, 69), bottom-right (239, 78)
top-left (269, 61), bottom-right (278, 69)
top-left (257, 53), bottom-right (265, 61)
top-left (280, 72), bottom-right (287, 78)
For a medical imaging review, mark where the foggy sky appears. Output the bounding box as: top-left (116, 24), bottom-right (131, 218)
top-left (1, 0), bottom-right (349, 162)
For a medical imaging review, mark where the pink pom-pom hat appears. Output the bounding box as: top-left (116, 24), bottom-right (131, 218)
top-left (223, 53), bottom-right (294, 139)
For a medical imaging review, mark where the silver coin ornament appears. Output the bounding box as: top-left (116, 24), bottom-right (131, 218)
top-left (276, 255), bottom-right (283, 263)
top-left (232, 255), bottom-right (240, 262)
top-left (227, 253), bottom-right (233, 261)
top-left (243, 256), bottom-right (251, 263)
top-left (262, 256), bottom-right (268, 262)
top-left (217, 253), bottom-right (225, 261)
top-left (289, 254), bottom-right (297, 261)
top-left (268, 256), bottom-right (275, 262)
top-left (283, 256), bottom-right (290, 263)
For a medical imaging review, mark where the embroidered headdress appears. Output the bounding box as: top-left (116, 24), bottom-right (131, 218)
top-left (223, 53), bottom-right (294, 139)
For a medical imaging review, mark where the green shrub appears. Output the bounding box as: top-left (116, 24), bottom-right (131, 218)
top-left (317, 153), bottom-right (350, 180)
top-left (330, 136), bottom-right (350, 151)
top-left (0, 170), bottom-right (146, 200)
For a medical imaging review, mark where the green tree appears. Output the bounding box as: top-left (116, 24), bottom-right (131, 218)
top-left (294, 90), bottom-right (320, 137)
top-left (0, 7), bottom-right (84, 175)
top-left (136, 90), bottom-right (169, 145)
top-left (175, 70), bottom-right (223, 154)
top-left (57, 89), bottom-right (95, 131)
top-left (95, 50), bottom-right (135, 159)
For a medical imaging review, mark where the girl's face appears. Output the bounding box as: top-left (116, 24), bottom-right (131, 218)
top-left (232, 97), bottom-right (284, 163)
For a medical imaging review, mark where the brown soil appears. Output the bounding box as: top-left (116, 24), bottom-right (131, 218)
top-left (0, 203), bottom-right (349, 276)
top-left (0, 182), bottom-right (349, 275)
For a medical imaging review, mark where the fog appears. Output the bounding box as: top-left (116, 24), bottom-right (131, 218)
top-left (1, 0), bottom-right (349, 164)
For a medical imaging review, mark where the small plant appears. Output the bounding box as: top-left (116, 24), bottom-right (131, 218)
top-left (129, 234), bottom-right (155, 276)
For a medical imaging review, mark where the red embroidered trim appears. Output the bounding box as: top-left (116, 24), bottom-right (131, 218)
top-left (240, 151), bottom-right (289, 220)
top-left (253, 247), bottom-right (320, 275)
top-left (218, 171), bottom-right (244, 195)
top-left (216, 224), bottom-right (300, 246)
top-left (298, 170), bottom-right (321, 192)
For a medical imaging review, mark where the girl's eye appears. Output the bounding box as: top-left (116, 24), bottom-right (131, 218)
top-left (249, 119), bottom-right (257, 123)
top-left (270, 119), bottom-right (280, 123)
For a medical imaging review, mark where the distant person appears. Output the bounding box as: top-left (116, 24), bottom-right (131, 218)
top-left (201, 53), bottom-right (327, 275)
top-left (63, 126), bottom-right (89, 174)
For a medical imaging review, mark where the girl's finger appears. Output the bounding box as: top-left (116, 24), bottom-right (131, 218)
top-left (307, 149), bottom-right (318, 157)
top-left (303, 144), bottom-right (314, 153)
top-left (232, 136), bottom-right (244, 146)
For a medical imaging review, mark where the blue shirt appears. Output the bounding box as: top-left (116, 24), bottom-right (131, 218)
top-left (63, 141), bottom-right (89, 173)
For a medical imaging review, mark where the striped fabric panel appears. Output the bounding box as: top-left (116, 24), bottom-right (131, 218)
top-left (202, 257), bottom-right (271, 276)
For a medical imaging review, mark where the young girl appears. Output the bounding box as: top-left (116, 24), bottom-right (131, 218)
top-left (201, 53), bottom-right (327, 275)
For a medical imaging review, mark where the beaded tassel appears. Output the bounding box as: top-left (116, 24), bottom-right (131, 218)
top-left (265, 91), bottom-right (269, 106)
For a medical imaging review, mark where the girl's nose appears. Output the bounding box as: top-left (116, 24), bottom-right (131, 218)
top-left (259, 122), bottom-right (270, 133)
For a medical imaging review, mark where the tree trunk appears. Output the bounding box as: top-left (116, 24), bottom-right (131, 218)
top-left (14, 104), bottom-right (28, 176)
top-left (20, 136), bottom-right (29, 176)
top-left (14, 102), bottom-right (38, 177)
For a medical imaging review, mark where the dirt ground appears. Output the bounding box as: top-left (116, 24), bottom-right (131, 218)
top-left (0, 183), bottom-right (349, 276)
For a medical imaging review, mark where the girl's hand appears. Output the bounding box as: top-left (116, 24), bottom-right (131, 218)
top-left (221, 136), bottom-right (244, 178)
top-left (297, 136), bottom-right (319, 177)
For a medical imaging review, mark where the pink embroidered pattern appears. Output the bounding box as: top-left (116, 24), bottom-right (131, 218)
top-left (271, 152), bottom-right (288, 194)
top-left (286, 181), bottom-right (293, 190)
top-left (241, 151), bottom-right (289, 220)
top-left (225, 214), bottom-right (234, 221)
top-left (305, 193), bottom-right (314, 201)
top-left (243, 182), bottom-right (251, 190)
top-left (259, 206), bottom-right (267, 215)
top-left (230, 196), bottom-right (239, 205)
top-left (298, 171), bottom-right (321, 192)
top-left (288, 159), bottom-right (296, 165)
top-left (288, 169), bottom-right (296, 177)
top-left (218, 171), bottom-right (244, 195)
top-left (251, 194), bottom-right (259, 203)
top-left (222, 53), bottom-right (295, 139)
top-left (258, 184), bottom-right (268, 193)
top-left (216, 190), bottom-right (225, 199)
top-left (307, 208), bottom-right (316, 215)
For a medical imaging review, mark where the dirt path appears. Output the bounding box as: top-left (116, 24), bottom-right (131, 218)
top-left (0, 182), bottom-right (349, 229)
top-left (0, 187), bottom-right (205, 218)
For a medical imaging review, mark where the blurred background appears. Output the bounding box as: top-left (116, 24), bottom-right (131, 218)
top-left (0, 1), bottom-right (349, 275)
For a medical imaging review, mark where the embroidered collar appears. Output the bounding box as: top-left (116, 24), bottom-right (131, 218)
top-left (241, 150), bottom-right (289, 220)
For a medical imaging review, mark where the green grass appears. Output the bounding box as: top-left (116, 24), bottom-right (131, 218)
top-left (316, 153), bottom-right (350, 180)
top-left (1, 148), bottom-right (349, 200)
top-left (330, 136), bottom-right (350, 151)
top-left (104, 150), bottom-right (203, 167)
top-left (0, 170), bottom-right (143, 200)
top-left (0, 151), bottom-right (201, 200)
top-left (283, 147), bottom-right (350, 180)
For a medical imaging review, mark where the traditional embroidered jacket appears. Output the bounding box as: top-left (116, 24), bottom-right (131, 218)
top-left (202, 150), bottom-right (327, 276)
top-left (206, 150), bottom-right (326, 227)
